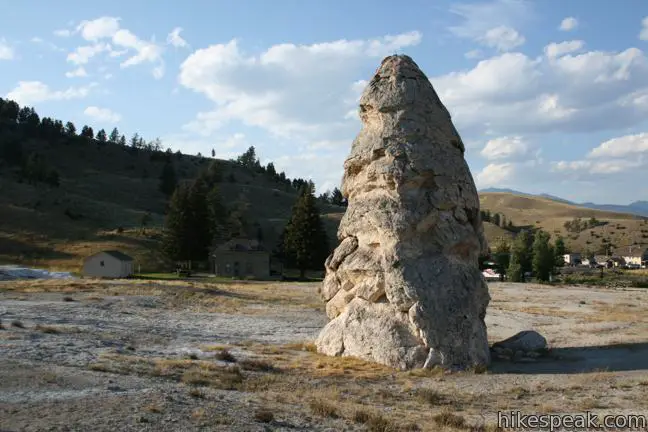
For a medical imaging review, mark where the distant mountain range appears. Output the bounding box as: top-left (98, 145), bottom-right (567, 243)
top-left (479, 187), bottom-right (648, 218)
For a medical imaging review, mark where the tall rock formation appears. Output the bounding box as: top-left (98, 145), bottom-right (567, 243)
top-left (315, 55), bottom-right (490, 370)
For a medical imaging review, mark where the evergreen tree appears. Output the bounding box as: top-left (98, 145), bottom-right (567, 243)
top-left (508, 230), bottom-right (533, 282)
top-left (109, 127), bottom-right (120, 143)
top-left (162, 184), bottom-right (193, 263)
top-left (493, 240), bottom-right (511, 281)
top-left (236, 146), bottom-right (259, 169)
top-left (96, 129), bottom-right (107, 142)
top-left (131, 133), bottom-right (140, 148)
top-left (532, 231), bottom-right (555, 282)
top-left (159, 161), bottom-right (177, 197)
top-left (330, 187), bottom-right (345, 206)
top-left (206, 185), bottom-right (228, 244)
top-left (80, 125), bottom-right (94, 139)
top-left (186, 177), bottom-right (211, 261)
top-left (119, 135), bottom-right (127, 146)
top-left (65, 121), bottom-right (76, 136)
top-left (266, 162), bottom-right (277, 178)
top-left (554, 236), bottom-right (566, 268)
top-left (211, 148), bottom-right (215, 158)
top-left (282, 186), bottom-right (330, 279)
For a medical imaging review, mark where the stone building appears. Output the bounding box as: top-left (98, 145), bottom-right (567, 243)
top-left (82, 250), bottom-right (134, 278)
top-left (210, 238), bottom-right (270, 279)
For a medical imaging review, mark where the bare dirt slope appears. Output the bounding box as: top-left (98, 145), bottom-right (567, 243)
top-left (1, 279), bottom-right (647, 431)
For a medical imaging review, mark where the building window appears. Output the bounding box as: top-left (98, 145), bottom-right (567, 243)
top-left (100, 260), bottom-right (105, 267)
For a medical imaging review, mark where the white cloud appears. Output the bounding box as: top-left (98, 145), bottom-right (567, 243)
top-left (431, 47), bottom-right (648, 137)
top-left (641, 17), bottom-right (648, 41)
top-left (6, 81), bottom-right (93, 105)
top-left (551, 132), bottom-right (648, 184)
top-left (83, 106), bottom-right (121, 123)
top-left (167, 27), bottom-right (187, 48)
top-left (65, 67), bottom-right (88, 78)
top-left (448, 0), bottom-right (533, 40)
top-left (465, 49), bottom-right (483, 59)
top-left (551, 158), bottom-right (645, 176)
top-left (475, 162), bottom-right (516, 188)
top-left (0, 38), bottom-right (14, 60)
top-left (480, 136), bottom-right (527, 160)
top-left (559, 17), bottom-right (578, 32)
top-left (76, 17), bottom-right (120, 41)
top-left (67, 16), bottom-right (164, 78)
top-left (587, 132), bottom-right (648, 158)
top-left (544, 40), bottom-right (584, 59)
top-left (53, 29), bottom-right (72, 37)
top-left (179, 32), bottom-right (421, 140)
top-left (67, 43), bottom-right (111, 65)
top-left (477, 26), bottom-right (525, 52)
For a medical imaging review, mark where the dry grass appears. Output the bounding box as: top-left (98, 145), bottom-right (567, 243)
top-left (2, 279), bottom-right (320, 314)
top-left (308, 399), bottom-right (339, 418)
top-left (88, 354), bottom-right (245, 390)
top-left (34, 324), bottom-right (62, 334)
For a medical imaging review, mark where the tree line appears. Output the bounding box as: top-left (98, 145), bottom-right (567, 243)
top-left (487, 231), bottom-right (567, 282)
top-left (162, 148), bottom-right (331, 278)
top-left (481, 209), bottom-right (515, 231)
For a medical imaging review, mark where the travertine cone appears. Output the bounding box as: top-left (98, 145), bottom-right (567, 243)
top-left (315, 55), bottom-right (490, 370)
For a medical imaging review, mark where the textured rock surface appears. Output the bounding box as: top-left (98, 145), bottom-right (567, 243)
top-left (492, 330), bottom-right (548, 353)
top-left (315, 55), bottom-right (491, 370)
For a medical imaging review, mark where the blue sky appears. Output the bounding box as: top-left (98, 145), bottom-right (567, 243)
top-left (2, 0), bottom-right (648, 204)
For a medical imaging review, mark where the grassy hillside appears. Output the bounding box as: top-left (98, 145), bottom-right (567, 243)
top-left (2, 100), bottom-right (646, 272)
top-left (479, 192), bottom-right (648, 255)
top-left (0, 131), bottom-right (345, 271)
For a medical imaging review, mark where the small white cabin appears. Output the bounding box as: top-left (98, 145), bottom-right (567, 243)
top-left (563, 253), bottom-right (582, 266)
top-left (82, 250), bottom-right (134, 278)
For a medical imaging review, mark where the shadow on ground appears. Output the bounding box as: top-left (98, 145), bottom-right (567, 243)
top-left (490, 342), bottom-right (648, 374)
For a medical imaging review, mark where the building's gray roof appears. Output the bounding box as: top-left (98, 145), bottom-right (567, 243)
top-left (88, 250), bottom-right (134, 261)
top-left (213, 238), bottom-right (267, 253)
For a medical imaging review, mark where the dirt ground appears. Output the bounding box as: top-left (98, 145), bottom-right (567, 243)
top-left (1, 279), bottom-right (647, 431)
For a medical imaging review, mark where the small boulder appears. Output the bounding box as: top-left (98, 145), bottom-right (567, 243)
top-left (492, 330), bottom-right (547, 353)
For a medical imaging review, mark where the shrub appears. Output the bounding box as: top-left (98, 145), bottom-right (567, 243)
top-left (254, 409), bottom-right (274, 423)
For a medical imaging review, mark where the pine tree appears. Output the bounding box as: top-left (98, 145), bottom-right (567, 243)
top-left (331, 187), bottom-right (345, 206)
top-left (266, 162), bottom-right (277, 178)
top-left (211, 148), bottom-right (215, 158)
top-left (554, 236), bottom-right (566, 267)
top-left (282, 186), bottom-right (330, 279)
top-left (532, 231), bottom-right (555, 281)
top-left (493, 240), bottom-right (511, 280)
top-left (162, 184), bottom-right (193, 263)
top-left (65, 122), bottom-right (76, 136)
top-left (80, 125), bottom-right (94, 139)
top-left (162, 179), bottom-right (212, 264)
top-left (109, 128), bottom-right (120, 143)
top-left (186, 177), bottom-right (211, 261)
top-left (96, 129), bottom-right (107, 142)
top-left (159, 161), bottom-right (177, 197)
top-left (508, 230), bottom-right (533, 282)
top-left (119, 135), bottom-right (126, 146)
